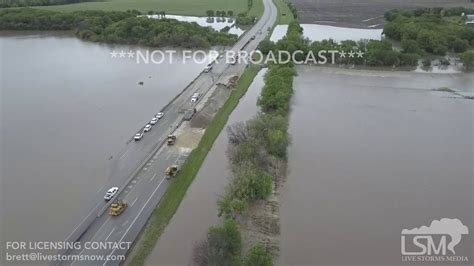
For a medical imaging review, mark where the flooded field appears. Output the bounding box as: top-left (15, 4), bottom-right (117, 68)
top-left (145, 69), bottom-right (267, 266)
top-left (290, 0), bottom-right (474, 28)
top-left (0, 33), bottom-right (207, 246)
top-left (146, 15), bottom-right (245, 36)
top-left (270, 24), bottom-right (382, 42)
top-left (279, 66), bottom-right (473, 265)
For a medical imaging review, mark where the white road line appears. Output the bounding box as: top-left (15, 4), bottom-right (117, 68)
top-left (149, 173), bottom-right (157, 182)
top-left (119, 148), bottom-right (130, 160)
top-left (105, 227), bottom-right (116, 241)
top-left (96, 183), bottom-right (106, 194)
top-left (130, 197), bottom-right (138, 207)
top-left (72, 215), bottom-right (108, 265)
top-left (103, 177), bottom-right (167, 266)
top-left (64, 201), bottom-right (101, 242)
top-left (90, 217), bottom-right (111, 242)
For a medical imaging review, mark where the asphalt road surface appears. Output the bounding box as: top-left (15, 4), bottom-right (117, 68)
top-left (58, 0), bottom-right (277, 264)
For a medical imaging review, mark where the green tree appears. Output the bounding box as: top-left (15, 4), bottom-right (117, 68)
top-left (401, 39), bottom-right (421, 54)
top-left (244, 244), bottom-right (273, 266)
top-left (451, 38), bottom-right (469, 53)
top-left (400, 53), bottom-right (420, 66)
top-left (383, 50), bottom-right (401, 66)
top-left (258, 39), bottom-right (275, 54)
top-left (460, 51), bottom-right (474, 70)
top-left (193, 219), bottom-right (242, 266)
top-left (206, 10), bottom-right (214, 17)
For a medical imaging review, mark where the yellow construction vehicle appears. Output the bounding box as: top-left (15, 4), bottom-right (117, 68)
top-left (108, 200), bottom-right (127, 216)
top-left (167, 135), bottom-right (176, 145)
top-left (165, 165), bottom-right (179, 179)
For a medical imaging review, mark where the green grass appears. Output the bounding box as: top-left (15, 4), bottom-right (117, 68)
top-left (273, 0), bottom-right (294, 24)
top-left (247, 0), bottom-right (263, 18)
top-left (37, 0), bottom-right (263, 17)
top-left (127, 65), bottom-right (261, 266)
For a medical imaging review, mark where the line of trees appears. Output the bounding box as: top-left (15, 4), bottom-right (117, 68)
top-left (206, 10), bottom-right (234, 17)
top-left (258, 21), bottom-right (420, 67)
top-left (0, 8), bottom-right (238, 48)
top-left (236, 14), bottom-right (255, 25)
top-left (257, 19), bottom-right (474, 69)
top-left (193, 21), bottom-right (300, 266)
top-left (235, 0), bottom-right (256, 25)
top-left (192, 63), bottom-right (294, 266)
top-left (193, 219), bottom-right (272, 266)
top-left (0, 0), bottom-right (90, 8)
top-left (193, 68), bottom-right (292, 266)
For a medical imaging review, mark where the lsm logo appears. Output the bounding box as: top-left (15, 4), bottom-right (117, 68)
top-left (401, 218), bottom-right (469, 263)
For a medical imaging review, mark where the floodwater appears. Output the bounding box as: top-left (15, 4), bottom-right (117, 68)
top-left (146, 15), bottom-right (245, 36)
top-left (270, 24), bottom-right (382, 42)
top-left (0, 33), bottom-right (209, 247)
top-left (279, 66), bottom-right (473, 265)
top-left (145, 68), bottom-right (267, 266)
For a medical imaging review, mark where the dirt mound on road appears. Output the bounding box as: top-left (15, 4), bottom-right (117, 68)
top-left (191, 85), bottom-right (230, 128)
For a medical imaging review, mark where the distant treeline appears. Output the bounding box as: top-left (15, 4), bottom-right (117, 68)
top-left (257, 14), bottom-right (474, 69)
top-left (0, 0), bottom-right (91, 8)
top-left (384, 7), bottom-right (474, 55)
top-left (258, 21), bottom-right (423, 67)
top-left (0, 9), bottom-right (238, 48)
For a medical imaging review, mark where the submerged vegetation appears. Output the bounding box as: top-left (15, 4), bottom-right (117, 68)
top-left (0, 8), bottom-right (237, 47)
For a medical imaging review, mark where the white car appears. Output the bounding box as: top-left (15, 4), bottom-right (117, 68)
top-left (104, 187), bottom-right (119, 201)
top-left (144, 124), bottom-right (152, 132)
top-left (231, 55), bottom-right (239, 65)
top-left (150, 117), bottom-right (158, 125)
top-left (134, 132), bottom-right (143, 141)
top-left (203, 64), bottom-right (213, 73)
top-left (191, 92), bottom-right (200, 103)
top-left (155, 112), bottom-right (164, 119)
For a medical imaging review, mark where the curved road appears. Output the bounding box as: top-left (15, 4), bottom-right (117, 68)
top-left (59, 0), bottom-right (277, 264)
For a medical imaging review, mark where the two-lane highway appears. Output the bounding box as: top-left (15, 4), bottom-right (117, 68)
top-left (60, 0), bottom-right (277, 264)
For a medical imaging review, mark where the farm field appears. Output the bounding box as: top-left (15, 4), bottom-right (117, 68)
top-left (290, 0), bottom-right (474, 28)
top-left (38, 0), bottom-right (251, 16)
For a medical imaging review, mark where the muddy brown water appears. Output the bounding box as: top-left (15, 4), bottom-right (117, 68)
top-left (145, 69), bottom-right (267, 266)
top-left (0, 33), bottom-right (208, 252)
top-left (279, 66), bottom-right (473, 266)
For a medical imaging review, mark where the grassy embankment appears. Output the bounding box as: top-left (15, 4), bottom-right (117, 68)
top-left (38, 0), bottom-right (259, 17)
top-left (127, 65), bottom-right (261, 266)
top-left (272, 0), bottom-right (294, 24)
